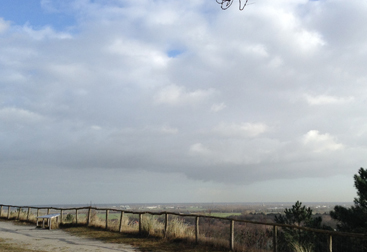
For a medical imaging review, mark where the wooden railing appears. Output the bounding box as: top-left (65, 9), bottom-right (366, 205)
top-left (1, 204), bottom-right (366, 252)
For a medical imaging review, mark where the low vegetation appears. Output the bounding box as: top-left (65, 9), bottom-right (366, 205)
top-left (1, 167), bottom-right (367, 252)
top-left (61, 225), bottom-right (226, 252)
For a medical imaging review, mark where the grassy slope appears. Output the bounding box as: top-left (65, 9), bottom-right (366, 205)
top-left (0, 219), bottom-right (229, 252)
top-left (61, 225), bottom-right (229, 252)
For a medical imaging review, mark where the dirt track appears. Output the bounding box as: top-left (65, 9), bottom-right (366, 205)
top-left (0, 220), bottom-right (140, 252)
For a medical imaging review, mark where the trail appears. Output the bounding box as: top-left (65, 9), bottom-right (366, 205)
top-left (0, 220), bottom-right (140, 252)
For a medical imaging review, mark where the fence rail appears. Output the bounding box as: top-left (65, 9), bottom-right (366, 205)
top-left (1, 204), bottom-right (366, 252)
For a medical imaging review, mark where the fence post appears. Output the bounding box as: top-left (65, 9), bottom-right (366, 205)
top-left (27, 208), bottom-right (30, 220)
top-left (7, 206), bottom-right (10, 219)
top-left (195, 216), bottom-right (199, 244)
top-left (76, 209), bottom-right (78, 224)
top-left (119, 211), bottom-right (124, 232)
top-left (164, 213), bottom-right (168, 237)
top-left (60, 210), bottom-right (63, 224)
top-left (18, 207), bottom-right (21, 219)
top-left (37, 209), bottom-right (40, 218)
top-left (0, 205), bottom-right (3, 217)
top-left (230, 220), bottom-right (234, 251)
top-left (329, 235), bottom-right (332, 252)
top-left (273, 225), bottom-right (278, 252)
top-left (87, 207), bottom-right (91, 226)
top-left (47, 208), bottom-right (50, 214)
top-left (106, 210), bottom-right (109, 229)
top-left (139, 213), bottom-right (142, 234)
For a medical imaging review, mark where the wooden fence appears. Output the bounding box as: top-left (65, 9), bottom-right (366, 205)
top-left (1, 204), bottom-right (366, 252)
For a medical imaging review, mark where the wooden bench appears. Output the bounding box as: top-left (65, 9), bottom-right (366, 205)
top-left (36, 213), bottom-right (60, 230)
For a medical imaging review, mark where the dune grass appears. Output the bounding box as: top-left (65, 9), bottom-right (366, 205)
top-left (2, 209), bottom-right (263, 252)
top-left (1, 212), bottom-right (231, 252)
top-left (58, 212), bottom-right (229, 251)
top-left (60, 225), bottom-right (228, 252)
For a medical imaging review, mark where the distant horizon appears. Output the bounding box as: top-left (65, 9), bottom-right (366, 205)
top-left (2, 201), bottom-right (354, 208)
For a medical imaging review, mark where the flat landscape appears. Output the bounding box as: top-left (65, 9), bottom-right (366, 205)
top-left (0, 201), bottom-right (353, 252)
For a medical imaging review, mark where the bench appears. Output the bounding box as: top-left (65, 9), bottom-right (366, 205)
top-left (36, 213), bottom-right (60, 230)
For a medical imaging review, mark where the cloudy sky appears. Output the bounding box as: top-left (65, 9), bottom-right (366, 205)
top-left (1, 0), bottom-right (366, 205)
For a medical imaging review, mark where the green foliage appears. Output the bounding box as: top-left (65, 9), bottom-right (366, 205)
top-left (330, 168), bottom-right (367, 233)
top-left (275, 201), bottom-right (316, 227)
top-left (274, 201), bottom-right (328, 252)
top-left (354, 167), bottom-right (367, 208)
top-left (330, 167), bottom-right (367, 251)
top-left (65, 213), bottom-right (74, 222)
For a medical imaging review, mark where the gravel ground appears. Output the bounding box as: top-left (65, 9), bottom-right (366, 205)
top-left (0, 220), bottom-right (140, 252)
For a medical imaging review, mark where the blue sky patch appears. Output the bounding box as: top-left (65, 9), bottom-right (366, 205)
top-left (167, 49), bottom-right (183, 58)
top-left (0, 0), bottom-right (75, 30)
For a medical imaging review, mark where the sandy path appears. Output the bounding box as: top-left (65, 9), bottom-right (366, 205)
top-left (0, 220), bottom-right (140, 252)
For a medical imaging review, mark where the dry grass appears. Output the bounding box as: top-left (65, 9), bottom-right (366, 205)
top-left (0, 210), bottom-right (33, 221)
top-left (141, 215), bottom-right (164, 236)
top-left (87, 209), bottom-right (137, 232)
top-left (290, 241), bottom-right (314, 252)
top-left (166, 217), bottom-right (195, 239)
top-left (61, 225), bottom-right (230, 252)
top-left (55, 212), bottom-right (232, 251)
top-left (0, 214), bottom-right (265, 252)
top-left (1, 210), bottom-right (267, 251)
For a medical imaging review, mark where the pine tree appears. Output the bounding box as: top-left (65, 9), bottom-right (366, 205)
top-left (275, 201), bottom-right (316, 227)
top-left (329, 168), bottom-right (367, 251)
top-left (330, 167), bottom-right (367, 233)
top-left (274, 201), bottom-right (325, 252)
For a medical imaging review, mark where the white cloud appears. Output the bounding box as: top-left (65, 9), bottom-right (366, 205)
top-left (21, 24), bottom-right (72, 40)
top-left (267, 56), bottom-right (284, 68)
top-left (0, 18), bottom-right (10, 33)
top-left (258, 4), bottom-right (326, 54)
top-left (0, 108), bottom-right (43, 124)
top-left (154, 85), bottom-right (216, 105)
top-left (47, 63), bottom-right (91, 81)
top-left (106, 39), bottom-right (168, 69)
top-left (295, 29), bottom-right (326, 52)
top-left (238, 44), bottom-right (269, 58)
top-left (303, 130), bottom-right (344, 152)
top-left (189, 143), bottom-right (211, 156)
top-left (2, 72), bottom-right (27, 83)
top-left (213, 122), bottom-right (268, 138)
top-left (91, 125), bottom-right (102, 130)
top-left (210, 102), bottom-right (226, 112)
top-left (305, 94), bottom-right (354, 105)
top-left (160, 125), bottom-right (178, 134)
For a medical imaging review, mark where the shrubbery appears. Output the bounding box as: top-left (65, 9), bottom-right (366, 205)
top-left (330, 167), bottom-right (367, 251)
top-left (274, 201), bottom-right (331, 252)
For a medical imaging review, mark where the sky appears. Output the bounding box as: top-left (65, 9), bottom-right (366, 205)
top-left (0, 0), bottom-right (366, 205)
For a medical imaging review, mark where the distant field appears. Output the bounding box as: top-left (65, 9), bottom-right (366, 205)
top-left (96, 213), bottom-right (136, 220)
top-left (63, 213), bottom-right (135, 220)
top-left (204, 213), bottom-right (241, 218)
top-left (92, 212), bottom-right (242, 219)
